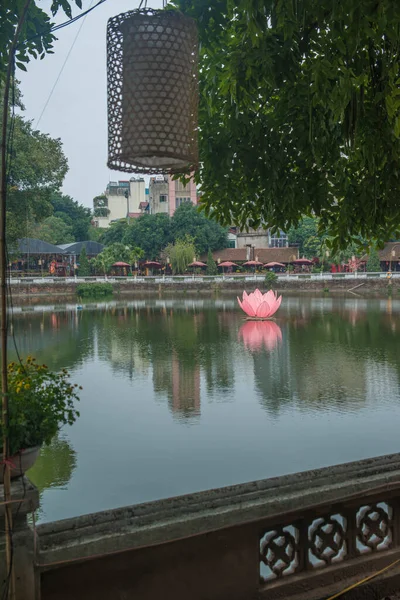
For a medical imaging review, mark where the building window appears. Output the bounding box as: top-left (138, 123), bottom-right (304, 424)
top-left (159, 195), bottom-right (167, 203)
top-left (175, 180), bottom-right (190, 192)
top-left (269, 230), bottom-right (288, 248)
top-left (228, 240), bottom-right (236, 248)
top-left (175, 197), bottom-right (191, 208)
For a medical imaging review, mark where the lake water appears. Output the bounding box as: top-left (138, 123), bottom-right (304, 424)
top-left (9, 294), bottom-right (400, 523)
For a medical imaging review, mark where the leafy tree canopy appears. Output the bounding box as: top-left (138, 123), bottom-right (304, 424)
top-left (121, 214), bottom-right (172, 260)
top-left (92, 242), bottom-right (144, 274)
top-left (171, 203), bottom-right (227, 254)
top-left (207, 248), bottom-right (217, 275)
top-left (29, 215), bottom-right (74, 245)
top-left (1, 0), bottom-right (82, 84)
top-left (4, 88), bottom-right (69, 246)
top-left (101, 205), bottom-right (227, 259)
top-left (50, 193), bottom-right (91, 241)
top-left (366, 248), bottom-right (381, 272)
top-left (165, 236), bottom-right (196, 274)
top-left (176, 0), bottom-right (400, 249)
top-left (78, 247), bottom-right (90, 276)
top-left (289, 215), bottom-right (368, 262)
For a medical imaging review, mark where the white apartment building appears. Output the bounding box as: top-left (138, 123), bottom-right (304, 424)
top-left (92, 178), bottom-right (148, 228)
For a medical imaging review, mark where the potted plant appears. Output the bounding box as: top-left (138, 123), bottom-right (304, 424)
top-left (0, 357), bottom-right (80, 481)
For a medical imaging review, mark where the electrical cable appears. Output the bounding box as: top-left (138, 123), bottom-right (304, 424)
top-left (17, 0), bottom-right (109, 50)
top-left (36, 0), bottom-right (95, 127)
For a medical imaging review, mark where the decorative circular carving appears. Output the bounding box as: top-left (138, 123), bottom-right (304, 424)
top-left (260, 528), bottom-right (297, 578)
top-left (310, 518), bottom-right (345, 564)
top-left (358, 505), bottom-right (390, 550)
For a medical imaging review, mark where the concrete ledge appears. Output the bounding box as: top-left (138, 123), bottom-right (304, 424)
top-left (0, 477), bottom-right (39, 518)
top-left (37, 452), bottom-right (400, 567)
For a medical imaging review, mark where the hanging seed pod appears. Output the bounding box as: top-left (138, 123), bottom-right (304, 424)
top-left (107, 8), bottom-right (198, 174)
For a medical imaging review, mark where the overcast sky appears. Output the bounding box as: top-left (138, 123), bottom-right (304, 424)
top-left (19, 0), bottom-right (163, 208)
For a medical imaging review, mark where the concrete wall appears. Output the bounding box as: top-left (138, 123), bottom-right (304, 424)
top-left (168, 175), bottom-right (197, 216)
top-left (149, 179), bottom-right (169, 214)
top-left (129, 179), bottom-right (145, 213)
top-left (7, 276), bottom-right (399, 299)
top-left (237, 228), bottom-right (270, 249)
top-left (106, 195), bottom-right (128, 223)
top-left (37, 453), bottom-right (400, 600)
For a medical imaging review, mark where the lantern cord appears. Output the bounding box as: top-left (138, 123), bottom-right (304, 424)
top-left (36, 0), bottom-right (94, 127)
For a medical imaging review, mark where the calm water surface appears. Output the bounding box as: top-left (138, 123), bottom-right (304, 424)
top-left (9, 295), bottom-right (400, 522)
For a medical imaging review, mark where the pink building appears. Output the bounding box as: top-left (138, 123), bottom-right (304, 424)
top-left (149, 175), bottom-right (197, 216)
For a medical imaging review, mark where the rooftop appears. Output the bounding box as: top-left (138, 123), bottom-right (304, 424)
top-left (203, 247), bottom-right (299, 263)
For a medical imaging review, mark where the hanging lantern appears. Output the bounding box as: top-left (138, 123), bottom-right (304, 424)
top-left (107, 8), bottom-right (198, 174)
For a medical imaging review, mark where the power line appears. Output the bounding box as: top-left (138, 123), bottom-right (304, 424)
top-left (36, 0), bottom-right (95, 127)
top-left (17, 0), bottom-right (109, 48)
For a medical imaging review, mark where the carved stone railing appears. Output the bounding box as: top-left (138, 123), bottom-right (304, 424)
top-left (33, 453), bottom-right (400, 600)
top-left (258, 486), bottom-right (400, 599)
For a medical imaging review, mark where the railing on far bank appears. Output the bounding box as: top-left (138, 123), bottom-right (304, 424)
top-left (7, 272), bottom-right (400, 285)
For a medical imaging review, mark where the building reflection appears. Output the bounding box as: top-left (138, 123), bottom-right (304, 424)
top-left (8, 297), bottom-right (400, 425)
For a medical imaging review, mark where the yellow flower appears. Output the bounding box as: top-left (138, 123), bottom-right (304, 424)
top-left (16, 387), bottom-right (21, 394)
top-left (24, 384), bottom-right (30, 390)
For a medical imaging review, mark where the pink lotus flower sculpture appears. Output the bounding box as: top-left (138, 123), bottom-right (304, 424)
top-left (237, 289), bottom-right (282, 319)
top-left (239, 321), bottom-right (282, 352)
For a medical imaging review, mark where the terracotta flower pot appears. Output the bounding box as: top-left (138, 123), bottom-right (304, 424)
top-left (0, 446), bottom-right (41, 483)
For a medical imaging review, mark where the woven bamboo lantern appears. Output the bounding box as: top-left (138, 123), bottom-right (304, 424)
top-left (107, 8), bottom-right (198, 174)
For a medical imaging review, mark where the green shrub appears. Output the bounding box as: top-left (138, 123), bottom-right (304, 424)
top-left (366, 247), bottom-right (381, 272)
top-left (265, 271), bottom-right (278, 288)
top-left (206, 248), bottom-right (218, 275)
top-left (78, 247), bottom-right (90, 276)
top-left (76, 282), bottom-right (113, 298)
top-left (3, 357), bottom-right (80, 455)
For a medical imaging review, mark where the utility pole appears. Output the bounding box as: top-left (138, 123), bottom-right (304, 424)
top-left (0, 2), bottom-right (32, 598)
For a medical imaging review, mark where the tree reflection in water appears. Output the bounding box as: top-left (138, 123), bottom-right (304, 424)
top-left (28, 434), bottom-right (77, 519)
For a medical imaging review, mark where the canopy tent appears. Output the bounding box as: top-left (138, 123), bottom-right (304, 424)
top-left (58, 241), bottom-right (104, 256)
top-left (17, 238), bottom-right (64, 255)
top-left (14, 238), bottom-right (67, 276)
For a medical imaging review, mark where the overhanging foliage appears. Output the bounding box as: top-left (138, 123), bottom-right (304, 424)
top-left (176, 0), bottom-right (400, 249)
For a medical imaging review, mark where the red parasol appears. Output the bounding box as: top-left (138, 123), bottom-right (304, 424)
top-left (264, 262), bottom-right (285, 267)
top-left (218, 261), bottom-right (238, 268)
top-left (112, 261), bottom-right (130, 267)
top-left (292, 258), bottom-right (313, 265)
top-left (143, 261), bottom-right (162, 268)
top-left (187, 261), bottom-right (207, 267)
top-left (242, 260), bottom-right (263, 267)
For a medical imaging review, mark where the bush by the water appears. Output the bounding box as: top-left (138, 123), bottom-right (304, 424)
top-left (265, 271), bottom-right (278, 288)
top-left (76, 282), bottom-right (113, 298)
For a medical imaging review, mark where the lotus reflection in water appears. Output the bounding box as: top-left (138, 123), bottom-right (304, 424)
top-left (237, 289), bottom-right (282, 319)
top-left (239, 321), bottom-right (283, 352)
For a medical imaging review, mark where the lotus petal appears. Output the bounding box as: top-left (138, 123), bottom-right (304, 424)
top-left (247, 293), bottom-right (260, 314)
top-left (238, 289), bottom-right (283, 318)
top-left (241, 298), bottom-right (257, 317)
top-left (255, 301), bottom-right (271, 318)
